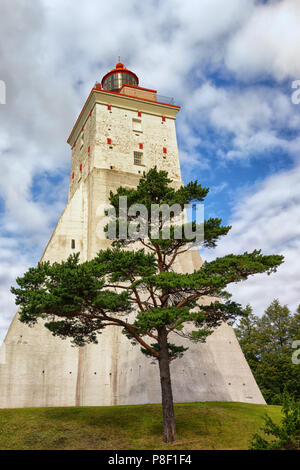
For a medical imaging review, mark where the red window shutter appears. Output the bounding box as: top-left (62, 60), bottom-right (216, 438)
top-left (107, 105), bottom-right (111, 111)
top-left (139, 143), bottom-right (143, 149)
top-left (162, 116), bottom-right (166, 122)
top-left (81, 125), bottom-right (84, 132)
top-left (80, 164), bottom-right (82, 171)
top-left (73, 141), bottom-right (76, 148)
top-left (137, 111), bottom-right (142, 117)
top-left (163, 147), bottom-right (167, 154)
top-left (89, 110), bottom-right (92, 117)
top-left (88, 145), bottom-right (90, 153)
top-left (72, 172), bottom-right (74, 179)
top-left (107, 138), bottom-right (112, 145)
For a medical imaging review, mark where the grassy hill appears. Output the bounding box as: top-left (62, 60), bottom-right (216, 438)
top-left (0, 402), bottom-right (281, 450)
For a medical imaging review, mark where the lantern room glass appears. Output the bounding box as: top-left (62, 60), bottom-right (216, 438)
top-left (102, 72), bottom-right (138, 91)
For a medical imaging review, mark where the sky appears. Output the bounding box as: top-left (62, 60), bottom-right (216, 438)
top-left (0, 0), bottom-right (300, 342)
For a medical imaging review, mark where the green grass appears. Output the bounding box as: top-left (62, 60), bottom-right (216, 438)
top-left (0, 402), bottom-right (281, 450)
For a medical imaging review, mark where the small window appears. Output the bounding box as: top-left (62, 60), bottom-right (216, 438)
top-left (134, 152), bottom-right (143, 166)
top-left (71, 239), bottom-right (75, 249)
top-left (132, 118), bottom-right (142, 132)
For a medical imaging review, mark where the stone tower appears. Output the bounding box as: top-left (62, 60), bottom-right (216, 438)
top-left (0, 62), bottom-right (266, 407)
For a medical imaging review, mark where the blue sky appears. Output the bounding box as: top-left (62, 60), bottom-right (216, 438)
top-left (0, 0), bottom-right (300, 341)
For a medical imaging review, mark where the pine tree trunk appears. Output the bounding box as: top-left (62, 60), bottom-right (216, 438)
top-left (158, 327), bottom-right (177, 443)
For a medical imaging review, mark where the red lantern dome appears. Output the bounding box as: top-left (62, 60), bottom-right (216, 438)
top-left (101, 60), bottom-right (139, 91)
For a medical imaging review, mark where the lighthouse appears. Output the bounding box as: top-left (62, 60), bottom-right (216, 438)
top-left (0, 62), bottom-right (266, 407)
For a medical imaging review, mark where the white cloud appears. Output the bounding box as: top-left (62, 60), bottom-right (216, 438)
top-left (184, 82), bottom-right (300, 161)
top-left (1, 0), bottom-right (300, 339)
top-left (202, 165), bottom-right (300, 315)
top-left (225, 0), bottom-right (300, 81)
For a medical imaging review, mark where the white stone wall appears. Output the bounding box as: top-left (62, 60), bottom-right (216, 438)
top-left (93, 103), bottom-right (181, 180)
top-left (68, 105), bottom-right (96, 201)
top-left (68, 91), bottom-right (181, 200)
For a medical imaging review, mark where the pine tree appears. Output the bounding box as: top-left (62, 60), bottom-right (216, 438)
top-left (250, 392), bottom-right (300, 450)
top-left (11, 168), bottom-right (284, 442)
top-left (235, 305), bottom-right (260, 370)
top-left (235, 300), bottom-right (300, 404)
